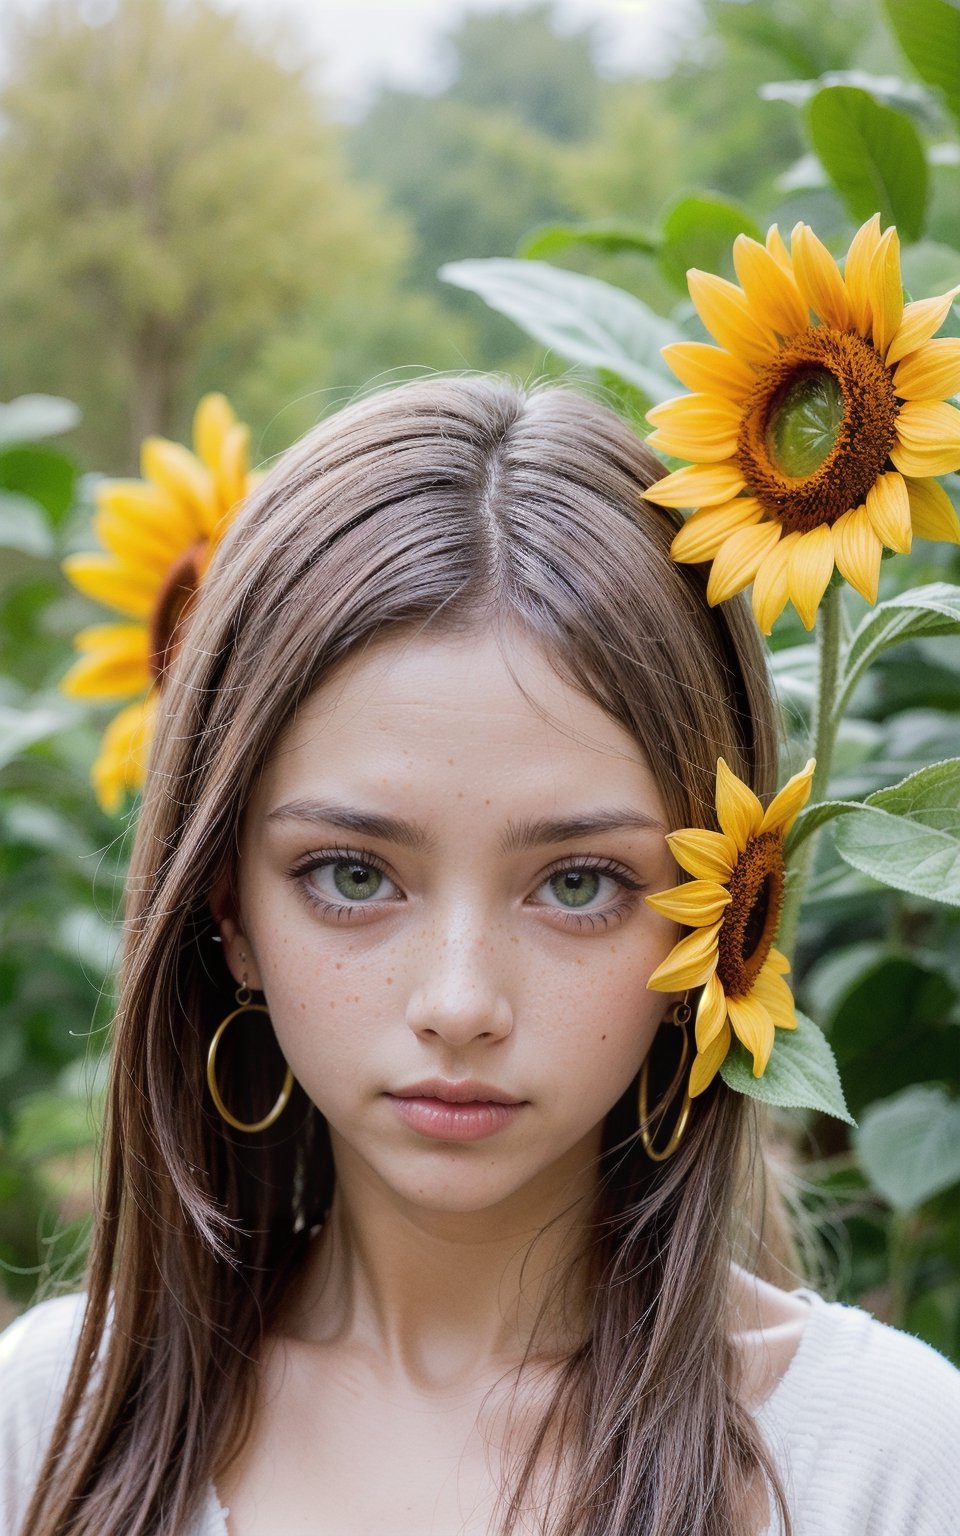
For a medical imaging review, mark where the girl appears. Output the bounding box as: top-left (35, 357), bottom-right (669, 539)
top-left (2, 376), bottom-right (958, 1535)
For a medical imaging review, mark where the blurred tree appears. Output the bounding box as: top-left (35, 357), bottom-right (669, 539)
top-left (449, 2), bottom-right (603, 141)
top-left (0, 0), bottom-right (417, 466)
top-left (349, 6), bottom-right (602, 366)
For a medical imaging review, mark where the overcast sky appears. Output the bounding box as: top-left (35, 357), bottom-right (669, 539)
top-left (218, 0), bottom-right (704, 117)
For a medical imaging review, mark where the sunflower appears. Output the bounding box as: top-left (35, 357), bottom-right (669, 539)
top-left (644, 217), bottom-right (960, 632)
top-left (61, 394), bottom-right (255, 812)
top-left (645, 757), bottom-right (815, 1097)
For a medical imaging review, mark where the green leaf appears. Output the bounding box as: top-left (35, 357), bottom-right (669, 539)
top-left (836, 583), bottom-right (960, 720)
top-left (806, 86), bottom-right (928, 241)
top-left (884, 0), bottom-right (960, 129)
top-left (0, 395), bottom-right (80, 447)
top-left (0, 445), bottom-right (77, 528)
top-left (833, 759), bottom-right (960, 905)
top-left (825, 954), bottom-right (957, 1116)
top-left (0, 703), bottom-right (72, 771)
top-left (784, 798), bottom-right (860, 855)
top-left (900, 239), bottom-right (960, 299)
top-left (0, 492), bottom-right (55, 557)
top-left (439, 258), bottom-right (683, 401)
top-left (856, 1085), bottom-right (960, 1211)
top-left (720, 1010), bottom-right (855, 1124)
top-left (516, 222), bottom-right (658, 261)
top-left (657, 194), bottom-right (763, 292)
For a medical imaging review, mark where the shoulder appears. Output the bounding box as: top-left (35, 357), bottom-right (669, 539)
top-left (758, 1290), bottom-right (960, 1535)
top-left (0, 1294), bottom-right (88, 1531)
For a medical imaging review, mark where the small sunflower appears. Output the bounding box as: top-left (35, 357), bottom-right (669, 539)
top-left (645, 757), bottom-right (815, 1097)
top-left (644, 217), bottom-right (960, 631)
top-left (61, 394), bottom-right (255, 812)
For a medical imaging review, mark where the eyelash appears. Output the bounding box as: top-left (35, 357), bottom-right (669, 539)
top-left (286, 847), bottom-right (645, 932)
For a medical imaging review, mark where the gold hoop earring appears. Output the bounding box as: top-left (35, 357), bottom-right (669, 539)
top-left (206, 981), bottom-right (294, 1134)
top-left (638, 996), bottom-right (693, 1162)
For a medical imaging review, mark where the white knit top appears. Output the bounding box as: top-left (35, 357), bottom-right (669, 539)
top-left (2, 1288), bottom-right (959, 1534)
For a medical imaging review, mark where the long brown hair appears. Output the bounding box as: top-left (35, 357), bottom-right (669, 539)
top-left (24, 376), bottom-right (798, 1535)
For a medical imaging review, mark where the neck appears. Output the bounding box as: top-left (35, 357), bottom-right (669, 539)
top-left (282, 1126), bottom-right (601, 1393)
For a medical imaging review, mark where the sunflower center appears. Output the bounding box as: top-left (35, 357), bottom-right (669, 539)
top-left (148, 539), bottom-right (207, 682)
top-left (716, 831), bottom-right (784, 1000)
top-left (737, 327), bottom-right (899, 534)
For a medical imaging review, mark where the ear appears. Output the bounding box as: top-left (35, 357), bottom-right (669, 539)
top-left (209, 885), bottom-right (265, 993)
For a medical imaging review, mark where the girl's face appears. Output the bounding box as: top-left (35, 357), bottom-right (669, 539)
top-left (220, 629), bottom-right (680, 1216)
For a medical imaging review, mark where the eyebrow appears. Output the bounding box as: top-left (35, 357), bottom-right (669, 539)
top-left (266, 801), bottom-right (433, 849)
top-left (500, 811), bottom-right (667, 851)
top-left (266, 801), bottom-right (666, 852)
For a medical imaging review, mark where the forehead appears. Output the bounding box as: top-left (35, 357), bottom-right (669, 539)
top-left (254, 629), bottom-right (667, 819)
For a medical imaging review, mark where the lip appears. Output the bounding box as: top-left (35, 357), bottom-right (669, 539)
top-left (388, 1078), bottom-right (525, 1105)
top-left (386, 1095), bottom-right (526, 1142)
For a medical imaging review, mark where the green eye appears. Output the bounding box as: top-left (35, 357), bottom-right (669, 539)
top-left (549, 870), bottom-right (601, 908)
top-left (332, 860), bottom-right (383, 901)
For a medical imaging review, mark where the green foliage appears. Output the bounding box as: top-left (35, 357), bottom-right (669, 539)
top-left (439, 258), bottom-right (682, 405)
top-left (720, 1010), bottom-right (854, 1123)
top-left (806, 86), bottom-right (928, 239)
top-left (884, 0), bottom-right (960, 128)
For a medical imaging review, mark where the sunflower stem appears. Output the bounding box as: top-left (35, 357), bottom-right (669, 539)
top-left (778, 584), bottom-right (846, 959)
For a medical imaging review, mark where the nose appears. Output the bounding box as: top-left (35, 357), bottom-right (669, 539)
top-left (404, 911), bottom-right (514, 1045)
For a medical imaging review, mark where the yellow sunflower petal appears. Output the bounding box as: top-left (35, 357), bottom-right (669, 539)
top-left (671, 498), bottom-right (765, 564)
top-left (688, 1023), bottom-right (732, 1098)
top-left (61, 651), bottom-right (150, 701)
top-left (646, 921), bottom-right (723, 993)
top-left (750, 531), bottom-right (801, 635)
top-left (843, 214), bottom-right (883, 337)
top-left (865, 471), bottom-right (912, 554)
top-left (869, 227), bottom-right (904, 361)
top-left (715, 757), bottom-right (763, 850)
top-left (832, 507), bottom-right (883, 605)
top-left (885, 286), bottom-right (960, 368)
top-left (644, 462), bottom-right (747, 510)
top-left (665, 827), bottom-right (738, 882)
top-left (646, 394), bottom-right (742, 462)
top-left (733, 234), bottom-right (809, 338)
top-left (751, 961), bottom-right (798, 1031)
top-left (765, 224), bottom-right (793, 274)
top-left (90, 693), bottom-right (158, 814)
top-left (695, 973), bottom-right (728, 1052)
top-left (907, 477), bottom-right (960, 543)
top-left (214, 421), bottom-right (251, 516)
top-left (95, 480), bottom-right (197, 556)
top-left (893, 338), bottom-right (960, 402)
top-left (766, 947), bottom-right (792, 975)
top-left (758, 757), bottom-right (816, 837)
top-left (706, 521), bottom-right (783, 605)
top-left (93, 507), bottom-right (189, 583)
top-left (645, 880), bottom-right (732, 925)
top-left (686, 270), bottom-right (779, 366)
top-left (62, 554), bottom-right (156, 620)
top-left (726, 992), bottom-right (775, 1077)
top-left (193, 393), bottom-right (237, 474)
top-left (891, 401), bottom-right (960, 477)
top-left (787, 524), bottom-right (836, 631)
top-left (790, 223), bottom-right (853, 332)
top-left (141, 437), bottom-right (217, 536)
top-left (659, 342), bottom-right (757, 401)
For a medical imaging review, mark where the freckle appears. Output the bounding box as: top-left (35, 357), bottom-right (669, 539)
top-left (329, 1001), bottom-right (336, 1009)
top-left (510, 936), bottom-right (519, 945)
top-left (335, 963), bottom-right (342, 971)
top-left (484, 799), bottom-right (491, 806)
top-left (386, 976), bottom-right (393, 985)
top-left (601, 1034), bottom-right (606, 1041)
top-left (457, 791), bottom-right (464, 799)
top-left (448, 757), bottom-right (455, 766)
